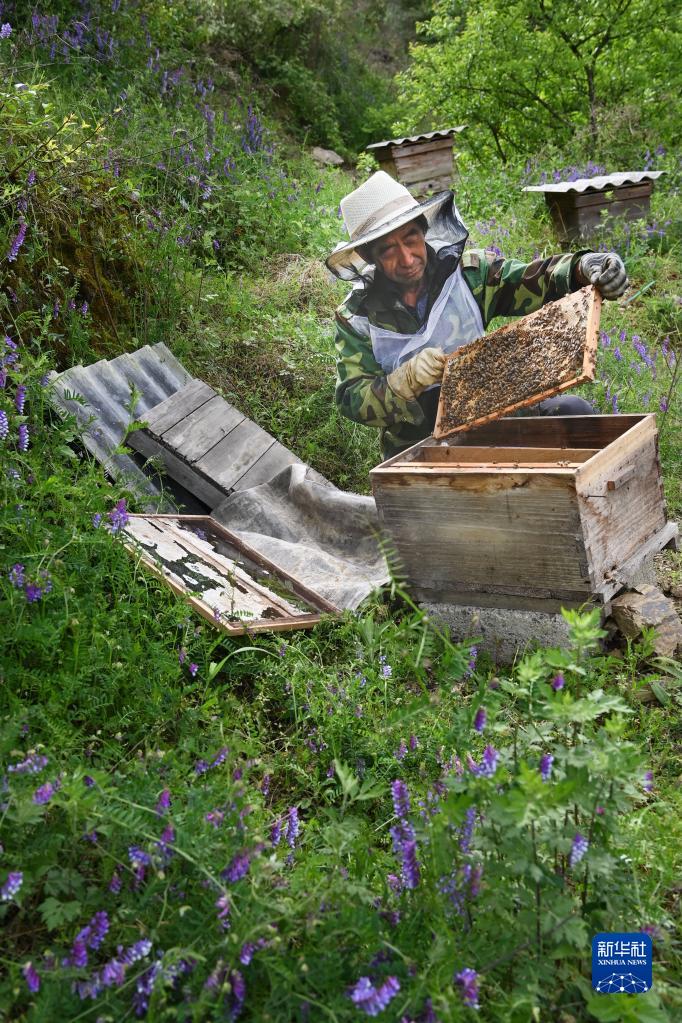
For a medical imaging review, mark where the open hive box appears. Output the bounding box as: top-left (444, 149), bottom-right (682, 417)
top-left (123, 515), bottom-right (339, 633)
top-left (371, 414), bottom-right (678, 612)
top-left (434, 286), bottom-right (600, 437)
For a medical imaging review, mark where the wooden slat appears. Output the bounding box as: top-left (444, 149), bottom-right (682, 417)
top-left (144, 379), bottom-right (215, 436)
top-left (389, 137), bottom-right (455, 160)
top-left (400, 462), bottom-right (581, 470)
top-left (127, 430), bottom-right (226, 507)
top-left (231, 441), bottom-right (302, 491)
top-left (195, 419), bottom-right (275, 492)
top-left (413, 446), bottom-right (599, 464)
top-left (161, 395), bottom-right (245, 462)
top-left (575, 416), bottom-right (667, 591)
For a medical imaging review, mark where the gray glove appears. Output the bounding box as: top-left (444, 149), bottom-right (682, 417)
top-left (578, 251), bottom-right (628, 300)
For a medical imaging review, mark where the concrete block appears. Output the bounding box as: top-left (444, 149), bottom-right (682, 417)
top-left (421, 602), bottom-right (572, 664)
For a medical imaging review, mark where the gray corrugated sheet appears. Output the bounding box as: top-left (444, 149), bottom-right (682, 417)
top-left (48, 342), bottom-right (192, 495)
top-left (367, 126), bottom-right (466, 152)
top-left (523, 171), bottom-right (665, 194)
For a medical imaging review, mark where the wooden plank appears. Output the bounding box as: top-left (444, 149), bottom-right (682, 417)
top-left (144, 379), bottom-right (215, 437)
top-left (413, 446), bottom-right (599, 464)
top-left (389, 137), bottom-right (455, 160)
top-left (195, 419), bottom-right (275, 492)
top-left (575, 416), bottom-right (667, 589)
top-left (162, 395), bottom-right (245, 462)
top-left (434, 288), bottom-right (602, 438)
top-left (126, 430), bottom-right (226, 507)
top-left (231, 441), bottom-right (303, 491)
top-left (399, 462), bottom-right (581, 471)
top-left (373, 472), bottom-right (591, 595)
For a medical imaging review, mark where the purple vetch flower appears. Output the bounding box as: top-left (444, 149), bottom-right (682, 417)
top-left (107, 498), bottom-right (129, 534)
top-left (459, 806), bottom-right (477, 854)
top-left (350, 975), bottom-right (401, 1016)
top-left (470, 746), bottom-right (498, 778)
top-left (379, 653), bottom-right (393, 678)
top-left (400, 839), bottom-right (420, 889)
top-left (15, 384), bottom-right (26, 413)
top-left (194, 758), bottom-right (209, 775)
top-left (0, 23), bottom-right (12, 39)
top-left (659, 396), bottom-right (669, 412)
top-left (27, 170), bottom-right (36, 187)
top-left (455, 967), bottom-right (480, 1009)
top-left (473, 707), bottom-right (487, 733)
top-left (211, 747), bottom-right (228, 768)
top-left (178, 647), bottom-right (187, 666)
top-left (92, 512), bottom-right (102, 528)
top-left (80, 301), bottom-right (88, 315)
top-left (465, 645), bottom-right (478, 676)
top-left (9, 751), bottom-right (48, 774)
top-left (222, 851), bottom-right (250, 883)
top-left (109, 869), bottom-right (122, 893)
top-left (228, 968), bottom-right (246, 1017)
top-left (18, 423), bottom-right (29, 451)
top-left (155, 788), bottom-right (171, 814)
top-left (188, 662), bottom-right (198, 677)
top-left (540, 754), bottom-right (554, 782)
top-left (7, 221), bottom-right (27, 262)
top-left (387, 873), bottom-right (403, 895)
top-left (286, 806), bottom-right (300, 848)
top-left (391, 779), bottom-right (411, 819)
top-left (128, 846), bottom-right (152, 869)
top-left (1, 871), bottom-right (23, 901)
top-left (394, 739), bottom-right (408, 761)
top-left (569, 833), bottom-right (589, 868)
top-left (215, 892), bottom-right (231, 929)
top-left (643, 770), bottom-right (654, 792)
top-left (23, 961), bottom-right (40, 994)
top-left (409, 734), bottom-right (419, 751)
top-left (0, 410), bottom-right (8, 438)
top-left (270, 818), bottom-right (282, 846)
top-left (551, 673), bottom-right (565, 691)
top-left (83, 775), bottom-right (95, 788)
top-left (261, 773), bottom-right (271, 796)
top-left (33, 778), bottom-right (59, 804)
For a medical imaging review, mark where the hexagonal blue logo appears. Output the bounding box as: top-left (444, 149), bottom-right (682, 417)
top-left (592, 932), bottom-right (653, 993)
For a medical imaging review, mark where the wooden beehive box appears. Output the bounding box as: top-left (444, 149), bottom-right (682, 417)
top-left (371, 415), bottom-right (678, 612)
top-left (366, 128), bottom-right (466, 196)
top-left (523, 172), bottom-right (665, 241)
top-left (435, 287), bottom-right (600, 438)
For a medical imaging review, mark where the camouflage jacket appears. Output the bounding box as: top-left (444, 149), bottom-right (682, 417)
top-left (334, 245), bottom-right (586, 459)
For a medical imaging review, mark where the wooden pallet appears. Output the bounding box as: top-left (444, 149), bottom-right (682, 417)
top-left (434, 286), bottom-right (601, 439)
top-left (124, 514), bottom-right (339, 634)
top-left (127, 381), bottom-right (324, 509)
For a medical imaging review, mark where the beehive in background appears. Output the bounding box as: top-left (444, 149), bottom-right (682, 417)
top-left (366, 127), bottom-right (466, 196)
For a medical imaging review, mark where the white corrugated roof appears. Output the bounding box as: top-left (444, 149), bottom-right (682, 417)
top-left (523, 171), bottom-right (665, 194)
top-left (367, 127), bottom-right (466, 151)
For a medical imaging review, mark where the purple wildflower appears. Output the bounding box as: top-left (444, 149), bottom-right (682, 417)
top-left (0, 23), bottom-right (12, 39)
top-left (83, 775), bottom-right (95, 787)
top-left (9, 751), bottom-right (48, 774)
top-left (92, 512), bottom-right (102, 528)
top-left (1, 871), bottom-right (23, 901)
top-left (239, 942), bottom-right (256, 965)
top-left (178, 647), bottom-right (186, 665)
top-left (194, 758), bottom-right (209, 775)
top-left (387, 873), bottom-right (403, 895)
top-left (15, 384), bottom-right (26, 413)
top-left (350, 976), bottom-right (401, 1016)
top-left (109, 869), bottom-right (122, 893)
top-left (643, 770), bottom-right (654, 792)
top-left (401, 839), bottom-right (421, 889)
top-left (18, 423), bottom-right (29, 451)
top-left (229, 969), bottom-right (246, 1017)
top-left (455, 968), bottom-right (480, 1009)
top-left (659, 396), bottom-right (669, 412)
top-left (23, 961), bottom-right (40, 994)
top-left (286, 806), bottom-right (300, 848)
top-left (459, 806), bottom-right (476, 854)
top-left (107, 498), bottom-right (129, 534)
top-left (9, 563), bottom-right (24, 587)
top-left (379, 654), bottom-right (392, 678)
top-left (473, 707), bottom-right (487, 733)
top-left (394, 739), bottom-right (408, 761)
top-left (270, 818), bottom-right (282, 846)
top-left (551, 673), bottom-right (565, 691)
top-left (215, 893), bottom-right (231, 929)
top-left (33, 779), bottom-right (59, 804)
top-left (7, 221), bottom-right (27, 262)
top-left (540, 754), bottom-right (554, 782)
top-left (409, 734), bottom-right (419, 751)
top-left (80, 301), bottom-right (88, 316)
top-left (391, 779), bottom-right (411, 819)
top-left (155, 789), bottom-right (171, 814)
top-left (222, 851), bottom-right (250, 883)
top-left (470, 746), bottom-right (498, 778)
top-left (27, 170), bottom-right (36, 187)
top-left (189, 662), bottom-right (198, 677)
top-left (0, 410), bottom-right (8, 438)
top-left (569, 833), bottom-right (589, 868)
top-left (128, 846), bottom-right (151, 869)
top-left (465, 645), bottom-right (478, 676)
top-left (261, 773), bottom-right (271, 796)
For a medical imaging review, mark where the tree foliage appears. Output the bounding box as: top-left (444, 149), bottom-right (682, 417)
top-left (395, 0), bottom-right (682, 162)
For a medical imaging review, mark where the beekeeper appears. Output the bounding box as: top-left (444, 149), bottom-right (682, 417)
top-left (327, 171), bottom-right (627, 459)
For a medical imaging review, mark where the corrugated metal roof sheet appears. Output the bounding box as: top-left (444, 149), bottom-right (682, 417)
top-left (523, 170), bottom-right (665, 194)
top-left (47, 342), bottom-right (192, 497)
top-left (367, 127), bottom-right (466, 152)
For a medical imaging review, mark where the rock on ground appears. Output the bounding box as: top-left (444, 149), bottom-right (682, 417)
top-left (609, 584), bottom-right (682, 657)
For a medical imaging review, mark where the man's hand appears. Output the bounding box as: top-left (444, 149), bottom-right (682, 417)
top-left (387, 347), bottom-right (446, 401)
top-left (578, 251), bottom-right (628, 300)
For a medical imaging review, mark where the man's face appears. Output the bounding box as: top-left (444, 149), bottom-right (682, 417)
top-left (372, 220), bottom-right (427, 289)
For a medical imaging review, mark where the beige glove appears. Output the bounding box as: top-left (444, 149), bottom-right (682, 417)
top-left (387, 347), bottom-right (446, 401)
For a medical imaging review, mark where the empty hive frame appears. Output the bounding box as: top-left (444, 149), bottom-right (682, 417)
top-left (434, 286), bottom-right (601, 438)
